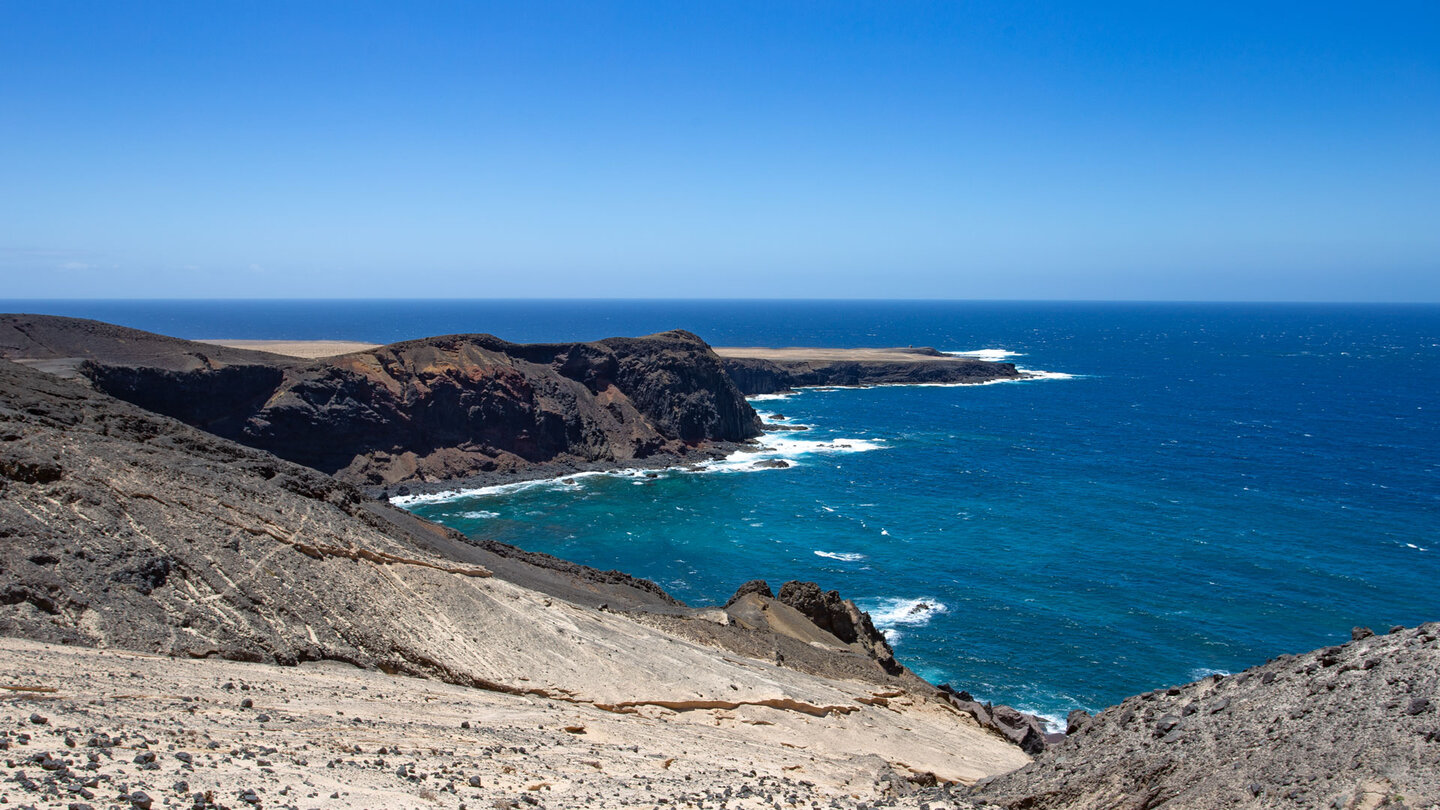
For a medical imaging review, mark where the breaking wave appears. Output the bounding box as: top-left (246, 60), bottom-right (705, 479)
top-left (814, 551), bottom-right (867, 562)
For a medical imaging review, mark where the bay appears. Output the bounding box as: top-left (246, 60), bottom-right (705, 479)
top-left (10, 298), bottom-right (1437, 724)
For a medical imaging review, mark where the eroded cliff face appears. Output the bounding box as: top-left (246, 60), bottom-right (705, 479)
top-left (294, 330), bottom-right (762, 485)
top-left (0, 315), bottom-right (763, 486)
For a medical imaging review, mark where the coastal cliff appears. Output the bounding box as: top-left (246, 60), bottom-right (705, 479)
top-left (3, 315), bottom-right (1437, 808)
top-left (0, 315), bottom-right (762, 487)
top-left (716, 347), bottom-right (1023, 394)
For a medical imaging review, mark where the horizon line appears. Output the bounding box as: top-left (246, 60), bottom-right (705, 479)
top-left (3, 297), bottom-right (1440, 306)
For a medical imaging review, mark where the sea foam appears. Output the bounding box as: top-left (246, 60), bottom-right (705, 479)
top-left (861, 597), bottom-right (949, 642)
top-left (391, 427), bottom-right (886, 506)
top-left (944, 348), bottom-right (1025, 361)
top-left (390, 470), bottom-right (613, 507)
top-left (814, 551), bottom-right (866, 562)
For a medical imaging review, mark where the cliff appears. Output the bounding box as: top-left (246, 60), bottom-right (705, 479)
top-left (714, 347), bottom-right (1023, 394)
top-left (0, 315), bottom-right (763, 487)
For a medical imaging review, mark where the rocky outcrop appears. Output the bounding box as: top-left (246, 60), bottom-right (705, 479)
top-left (775, 580), bottom-right (902, 674)
top-left (972, 624), bottom-right (1440, 809)
top-left (938, 687), bottom-right (1050, 755)
top-left (0, 315), bottom-right (763, 486)
top-left (720, 353), bottom-right (1022, 395)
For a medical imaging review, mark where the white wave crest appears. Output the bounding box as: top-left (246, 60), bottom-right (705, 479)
top-left (458, 510), bottom-right (499, 520)
top-left (814, 551), bottom-right (866, 562)
top-left (390, 471), bottom-right (611, 506)
top-left (747, 392), bottom-right (797, 402)
top-left (1023, 712), bottom-right (1067, 734)
top-left (699, 432), bottom-right (886, 474)
top-left (1015, 368), bottom-right (1076, 381)
top-left (862, 597), bottom-right (949, 642)
top-left (391, 431), bottom-right (886, 507)
top-left (943, 348), bottom-right (1024, 361)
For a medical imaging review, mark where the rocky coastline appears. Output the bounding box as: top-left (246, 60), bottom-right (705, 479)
top-left (715, 346), bottom-right (1025, 395)
top-left (0, 315), bottom-right (763, 488)
top-left (2, 314), bottom-right (1438, 809)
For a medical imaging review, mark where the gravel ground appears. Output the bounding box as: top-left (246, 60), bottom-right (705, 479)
top-left (1, 640), bottom-right (986, 810)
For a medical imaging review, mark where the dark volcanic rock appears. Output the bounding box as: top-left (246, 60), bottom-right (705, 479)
top-left (0, 315), bottom-right (762, 487)
top-left (721, 356), bottom-right (1021, 395)
top-left (724, 579), bottom-right (775, 607)
top-left (936, 686), bottom-right (1050, 756)
top-left (972, 623), bottom-right (1440, 809)
top-left (776, 581), bottom-right (901, 674)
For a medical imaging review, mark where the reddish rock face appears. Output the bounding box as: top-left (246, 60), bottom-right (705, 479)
top-left (0, 315), bottom-right (762, 486)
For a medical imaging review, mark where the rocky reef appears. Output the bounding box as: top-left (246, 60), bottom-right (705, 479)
top-left (0, 315), bottom-right (762, 487)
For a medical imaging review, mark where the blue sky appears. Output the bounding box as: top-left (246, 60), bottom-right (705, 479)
top-left (2, 1), bottom-right (1437, 300)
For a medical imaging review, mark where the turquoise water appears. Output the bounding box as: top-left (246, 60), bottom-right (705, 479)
top-left (10, 299), bottom-right (1438, 724)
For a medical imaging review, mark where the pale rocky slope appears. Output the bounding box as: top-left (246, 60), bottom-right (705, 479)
top-left (0, 639), bottom-right (996, 810)
top-left (973, 624), bottom-right (1440, 809)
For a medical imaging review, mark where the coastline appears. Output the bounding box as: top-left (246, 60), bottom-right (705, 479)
top-left (5, 315), bottom-right (1440, 806)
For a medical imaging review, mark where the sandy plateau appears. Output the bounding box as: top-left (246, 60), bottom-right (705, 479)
top-left (196, 340), bottom-right (383, 359)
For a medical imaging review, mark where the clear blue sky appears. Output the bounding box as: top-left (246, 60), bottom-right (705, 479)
top-left (2, 1), bottom-right (1437, 300)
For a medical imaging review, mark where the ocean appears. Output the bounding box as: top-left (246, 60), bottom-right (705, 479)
top-left (8, 299), bottom-right (1438, 726)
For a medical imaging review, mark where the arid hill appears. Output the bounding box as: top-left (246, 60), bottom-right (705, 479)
top-left (972, 624), bottom-right (1440, 809)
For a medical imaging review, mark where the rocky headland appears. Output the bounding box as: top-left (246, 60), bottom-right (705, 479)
top-left (714, 346), bottom-right (1024, 395)
top-left (0, 315), bottom-right (762, 489)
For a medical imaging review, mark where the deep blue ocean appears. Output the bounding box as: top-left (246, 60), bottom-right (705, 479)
top-left (8, 299), bottom-right (1437, 726)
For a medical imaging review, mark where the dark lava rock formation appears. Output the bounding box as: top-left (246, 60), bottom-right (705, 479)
top-left (972, 624), bottom-right (1440, 809)
top-left (774, 580), bottom-right (903, 674)
top-left (720, 350), bottom-right (1021, 395)
top-left (0, 315), bottom-right (762, 486)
